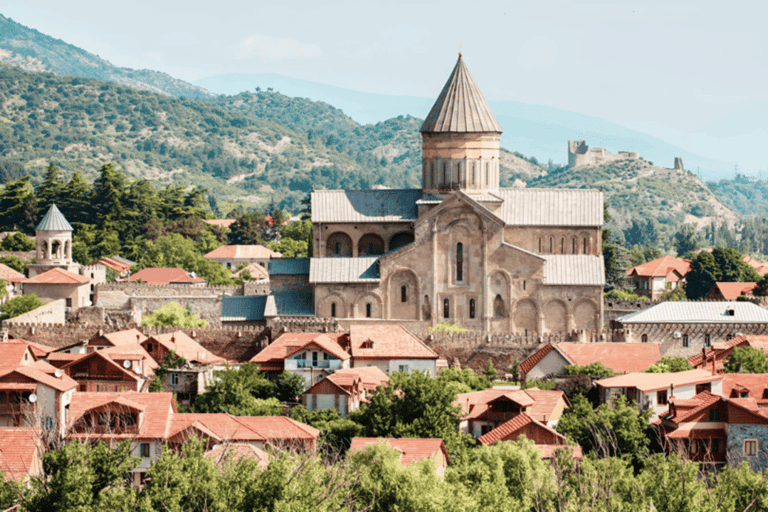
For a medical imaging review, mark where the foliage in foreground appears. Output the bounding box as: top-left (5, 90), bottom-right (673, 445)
top-left (141, 302), bottom-right (208, 327)
top-left (0, 293), bottom-right (45, 320)
top-left (644, 356), bottom-right (694, 373)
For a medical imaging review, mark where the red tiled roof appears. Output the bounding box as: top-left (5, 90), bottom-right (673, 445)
top-left (204, 245), bottom-right (280, 260)
top-left (94, 328), bottom-right (148, 347)
top-left (17, 340), bottom-right (55, 359)
top-left (128, 268), bottom-right (206, 284)
top-left (234, 416), bottom-right (320, 442)
top-left (330, 366), bottom-right (389, 390)
top-left (285, 337), bottom-right (350, 362)
top-left (521, 343), bottom-right (661, 376)
top-left (665, 428), bottom-right (727, 439)
top-left (726, 398), bottom-right (768, 424)
top-left (5, 365), bottom-right (78, 392)
top-left (519, 344), bottom-right (555, 376)
top-left (91, 257), bottom-right (132, 274)
top-left (721, 374), bottom-right (768, 399)
top-left (595, 369), bottom-right (721, 392)
top-left (534, 444), bottom-right (583, 460)
top-left (146, 331), bottom-right (224, 364)
top-left (0, 342), bottom-right (36, 370)
top-left (168, 414), bottom-right (265, 442)
top-left (0, 428), bottom-right (43, 481)
top-left (662, 391), bottom-right (722, 424)
top-left (349, 438), bottom-right (449, 467)
top-left (626, 256), bottom-right (691, 278)
top-left (202, 219), bottom-right (236, 229)
top-left (24, 268), bottom-right (89, 285)
top-left (524, 389), bottom-right (570, 423)
top-left (205, 443), bottom-right (269, 468)
top-left (232, 262), bottom-right (269, 280)
top-left (688, 334), bottom-right (768, 369)
top-left (60, 350), bottom-right (141, 382)
top-left (67, 392), bottom-right (175, 439)
top-left (709, 282), bottom-right (759, 301)
top-left (477, 412), bottom-right (567, 446)
top-left (0, 263), bottom-right (26, 284)
top-left (303, 374), bottom-right (353, 396)
top-left (250, 333), bottom-right (348, 366)
top-left (349, 325), bottom-right (438, 360)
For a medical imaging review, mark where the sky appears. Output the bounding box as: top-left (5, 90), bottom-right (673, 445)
top-left (4, 0), bottom-right (767, 171)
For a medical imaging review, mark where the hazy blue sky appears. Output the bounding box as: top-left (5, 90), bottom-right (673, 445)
top-left (5, 0), bottom-right (766, 170)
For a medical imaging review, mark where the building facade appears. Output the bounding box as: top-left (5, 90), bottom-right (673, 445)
top-left (309, 55), bottom-right (604, 333)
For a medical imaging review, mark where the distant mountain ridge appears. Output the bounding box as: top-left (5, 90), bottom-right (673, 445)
top-left (0, 14), bottom-right (213, 100)
top-left (195, 73), bottom-right (735, 180)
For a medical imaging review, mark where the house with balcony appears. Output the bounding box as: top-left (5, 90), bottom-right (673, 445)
top-left (455, 388), bottom-right (570, 434)
top-left (625, 255), bottom-right (691, 299)
top-left (300, 366), bottom-right (389, 417)
top-left (250, 332), bottom-right (351, 388)
top-left (595, 369), bottom-right (723, 421)
top-left (58, 346), bottom-right (156, 393)
top-left (346, 325), bottom-right (438, 376)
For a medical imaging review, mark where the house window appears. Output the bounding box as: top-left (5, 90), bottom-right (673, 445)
top-left (398, 365), bottom-right (408, 373)
top-left (705, 335), bottom-right (711, 348)
top-left (726, 334), bottom-right (733, 341)
top-left (641, 334), bottom-right (648, 343)
top-left (170, 373), bottom-right (178, 386)
top-left (481, 424), bottom-right (491, 436)
top-left (312, 352), bottom-right (318, 366)
top-left (741, 391), bottom-right (749, 398)
top-left (140, 443), bottom-right (150, 458)
top-left (45, 417), bottom-right (53, 431)
top-left (331, 303), bottom-right (336, 317)
top-left (744, 439), bottom-right (758, 457)
top-left (709, 409), bottom-right (719, 421)
top-left (147, 343), bottom-right (153, 353)
top-left (712, 439), bottom-right (720, 452)
top-left (323, 352), bottom-right (330, 360)
top-left (366, 303), bottom-right (372, 318)
top-left (66, 298), bottom-right (72, 308)
top-left (456, 242), bottom-right (464, 282)
top-left (682, 335), bottom-right (689, 348)
top-left (401, 285), bottom-right (407, 303)
top-left (469, 299), bottom-right (475, 319)
top-left (444, 298), bottom-right (450, 319)
top-left (657, 390), bottom-right (668, 405)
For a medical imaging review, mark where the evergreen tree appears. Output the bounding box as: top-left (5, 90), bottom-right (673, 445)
top-left (58, 171), bottom-right (91, 225)
top-left (90, 163), bottom-right (126, 231)
top-left (0, 176), bottom-right (36, 232)
top-left (36, 162), bottom-right (66, 211)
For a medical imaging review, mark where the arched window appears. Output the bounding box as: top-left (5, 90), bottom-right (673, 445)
top-left (401, 285), bottom-right (408, 303)
top-left (549, 237), bottom-right (554, 253)
top-left (366, 303), bottom-right (372, 318)
top-left (560, 238), bottom-right (565, 254)
top-left (443, 298), bottom-right (450, 319)
top-left (641, 334), bottom-right (648, 343)
top-left (572, 238), bottom-right (577, 254)
top-left (456, 162), bottom-right (461, 186)
top-left (471, 163), bottom-right (476, 185)
top-left (583, 238), bottom-right (588, 254)
top-left (335, 242), bottom-right (341, 255)
top-left (538, 237), bottom-right (542, 253)
top-left (469, 299), bottom-right (476, 319)
top-left (330, 303), bottom-right (336, 317)
top-left (456, 242), bottom-right (464, 282)
top-left (494, 295), bottom-right (505, 318)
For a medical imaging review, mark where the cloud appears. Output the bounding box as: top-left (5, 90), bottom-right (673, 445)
top-left (234, 34), bottom-right (322, 62)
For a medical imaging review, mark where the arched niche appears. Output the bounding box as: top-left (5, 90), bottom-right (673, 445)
top-left (544, 300), bottom-right (567, 334)
top-left (388, 269), bottom-right (418, 320)
top-left (574, 300), bottom-right (598, 331)
top-left (354, 292), bottom-right (382, 319)
top-left (514, 299), bottom-right (538, 335)
top-left (320, 293), bottom-right (347, 318)
top-left (326, 232), bottom-right (353, 257)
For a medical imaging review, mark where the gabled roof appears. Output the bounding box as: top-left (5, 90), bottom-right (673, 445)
top-left (234, 416), bottom-right (320, 442)
top-left (520, 342), bottom-right (662, 377)
top-left (14, 339), bottom-right (55, 359)
top-left (497, 188), bottom-right (604, 227)
top-left (420, 53), bottom-right (501, 133)
top-left (309, 257), bottom-right (379, 284)
top-left (204, 245), bottom-right (280, 260)
top-left (24, 268), bottom-right (89, 285)
top-left (90, 257), bottom-right (132, 274)
top-left (35, 204), bottom-right (72, 231)
top-left (0, 341), bottom-right (36, 371)
top-left (709, 282), bottom-right (759, 300)
top-left (168, 414), bottom-right (266, 442)
top-left (128, 267), bottom-right (206, 284)
top-left (595, 369), bottom-right (721, 393)
top-left (454, 388), bottom-right (567, 424)
top-left (349, 438), bottom-right (449, 467)
top-left (231, 262), bottom-right (269, 280)
top-left (721, 374), bottom-right (768, 399)
top-left (330, 366), bottom-right (389, 390)
top-left (661, 391), bottom-right (723, 425)
top-left (688, 335), bottom-right (755, 369)
top-left (249, 333), bottom-right (349, 368)
top-left (91, 328), bottom-right (148, 347)
top-left (1, 365), bottom-right (78, 392)
top-left (477, 412), bottom-right (567, 446)
top-left (67, 392), bottom-right (175, 439)
top-left (542, 255), bottom-right (604, 286)
top-left (205, 442), bottom-right (270, 469)
top-left (625, 255), bottom-right (691, 278)
top-left (145, 331), bottom-right (224, 364)
top-left (617, 301), bottom-right (768, 324)
top-left (743, 256), bottom-right (768, 276)
top-left (60, 350), bottom-right (141, 382)
top-left (349, 325), bottom-right (438, 360)
top-left (0, 428), bottom-right (43, 481)
top-left (0, 263), bottom-right (26, 283)
top-left (726, 397), bottom-right (768, 424)
top-left (310, 189), bottom-right (421, 223)
top-left (284, 337), bottom-right (350, 361)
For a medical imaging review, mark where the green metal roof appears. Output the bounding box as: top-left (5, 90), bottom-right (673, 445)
top-left (267, 288), bottom-right (315, 317)
top-left (220, 295), bottom-right (267, 321)
top-left (35, 204), bottom-right (73, 231)
top-left (268, 258), bottom-right (310, 275)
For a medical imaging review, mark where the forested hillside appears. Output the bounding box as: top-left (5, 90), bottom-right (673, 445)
top-left (708, 174), bottom-right (768, 216)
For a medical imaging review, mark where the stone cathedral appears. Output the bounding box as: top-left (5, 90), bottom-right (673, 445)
top-left (308, 54), bottom-right (604, 334)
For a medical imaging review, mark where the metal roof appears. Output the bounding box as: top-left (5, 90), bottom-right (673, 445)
top-left (415, 194), bottom-right (444, 205)
top-left (311, 189), bottom-right (420, 223)
top-left (498, 188), bottom-right (604, 226)
top-left (542, 255), bottom-right (605, 286)
top-left (268, 258), bottom-right (310, 275)
top-left (309, 257), bottom-right (380, 284)
top-left (420, 54), bottom-right (502, 133)
top-left (35, 204), bottom-right (73, 231)
top-left (618, 301), bottom-right (768, 324)
top-left (220, 295), bottom-right (267, 321)
top-left (267, 289), bottom-right (315, 317)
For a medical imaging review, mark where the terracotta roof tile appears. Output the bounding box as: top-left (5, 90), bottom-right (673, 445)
top-left (662, 391), bottom-right (722, 424)
top-left (146, 331), bottom-right (224, 364)
top-left (721, 374), bottom-right (768, 399)
top-left (95, 328), bottom-right (148, 347)
top-left (520, 344), bottom-right (555, 376)
top-left (250, 333), bottom-right (348, 366)
top-left (129, 268), bottom-right (206, 284)
top-left (330, 366), bottom-right (389, 390)
top-left (0, 342), bottom-right (36, 370)
top-left (10, 366), bottom-right (77, 392)
top-left (596, 369), bottom-right (721, 392)
top-left (231, 262), bottom-right (269, 280)
top-left (534, 444), bottom-right (583, 460)
top-left (626, 256), bottom-right (691, 278)
top-left (0, 263), bottom-right (26, 283)
top-left (67, 392), bottom-right (175, 439)
top-left (665, 428), bottom-right (727, 439)
top-left (709, 282), bottom-right (759, 300)
top-left (556, 343), bottom-right (662, 374)
top-left (205, 442), bottom-right (269, 468)
top-left (349, 325), bottom-right (438, 360)
top-left (24, 268), bottom-right (89, 285)
top-left (234, 416), bottom-right (320, 442)
top-left (90, 257), bottom-right (132, 274)
top-left (477, 412), bottom-right (567, 446)
top-left (168, 414), bottom-right (265, 442)
top-left (0, 428), bottom-right (43, 481)
top-left (204, 245), bottom-right (280, 260)
top-left (349, 438), bottom-right (449, 467)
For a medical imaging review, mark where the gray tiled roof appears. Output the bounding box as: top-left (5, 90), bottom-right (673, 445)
top-left (543, 255), bottom-right (605, 286)
top-left (35, 204), bottom-right (73, 231)
top-left (268, 258), bottom-right (310, 275)
top-left (618, 301), bottom-right (768, 324)
top-left (220, 295), bottom-right (267, 321)
top-left (311, 189), bottom-right (421, 223)
top-left (309, 257), bottom-right (380, 284)
top-left (498, 188), bottom-right (603, 226)
top-left (420, 54), bottom-right (502, 133)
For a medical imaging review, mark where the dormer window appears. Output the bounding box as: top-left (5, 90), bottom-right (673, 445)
top-left (361, 339), bottom-right (374, 349)
top-left (727, 309), bottom-right (735, 316)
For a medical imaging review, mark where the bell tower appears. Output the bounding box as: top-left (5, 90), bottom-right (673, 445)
top-left (27, 204), bottom-right (79, 278)
top-left (420, 54), bottom-right (502, 196)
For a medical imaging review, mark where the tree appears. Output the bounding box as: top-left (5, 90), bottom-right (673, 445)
top-left (150, 350), bottom-right (188, 392)
top-left (273, 370), bottom-right (305, 402)
top-left (564, 362), bottom-right (616, 377)
top-left (268, 237), bottom-right (308, 258)
top-left (192, 364), bottom-right (279, 415)
top-left (674, 223), bottom-right (701, 256)
top-left (482, 358), bottom-right (498, 381)
top-left (141, 302), bottom-right (208, 327)
top-left (724, 346), bottom-right (768, 374)
top-left (644, 357), bottom-right (693, 373)
top-left (686, 247), bottom-right (762, 300)
top-left (0, 176), bottom-right (36, 232)
top-left (437, 367), bottom-right (491, 393)
top-left (228, 211), bottom-right (270, 245)
top-left (36, 162), bottom-right (65, 211)
top-left (0, 232), bottom-right (35, 251)
top-left (0, 256), bottom-right (25, 273)
top-left (0, 294), bottom-right (44, 320)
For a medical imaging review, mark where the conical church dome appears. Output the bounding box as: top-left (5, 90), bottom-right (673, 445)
top-left (35, 204), bottom-right (73, 231)
top-left (420, 54), bottom-right (502, 133)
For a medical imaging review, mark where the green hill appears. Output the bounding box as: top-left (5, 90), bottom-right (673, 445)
top-left (707, 174), bottom-right (768, 216)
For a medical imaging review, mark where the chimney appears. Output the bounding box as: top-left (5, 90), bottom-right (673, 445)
top-left (712, 357), bottom-right (716, 376)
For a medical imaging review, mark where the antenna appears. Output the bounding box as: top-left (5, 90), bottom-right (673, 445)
top-left (54, 369), bottom-right (63, 378)
top-left (123, 360), bottom-right (131, 369)
top-left (28, 394), bottom-right (37, 403)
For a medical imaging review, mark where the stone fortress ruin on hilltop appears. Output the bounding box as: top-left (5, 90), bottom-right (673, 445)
top-left (568, 140), bottom-right (684, 171)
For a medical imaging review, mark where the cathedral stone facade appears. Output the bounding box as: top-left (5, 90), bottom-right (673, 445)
top-left (309, 55), bottom-right (605, 334)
